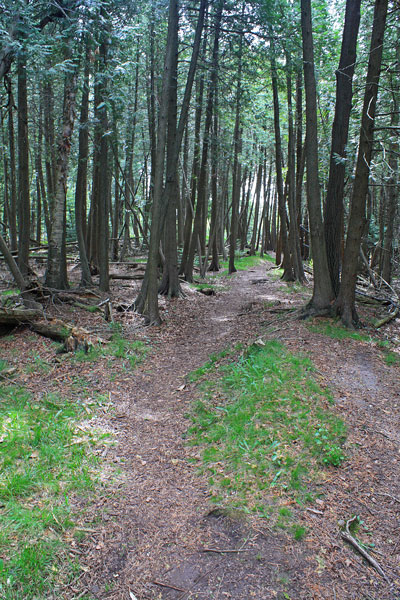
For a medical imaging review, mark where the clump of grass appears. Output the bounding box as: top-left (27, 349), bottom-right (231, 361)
top-left (187, 341), bottom-right (346, 513)
top-left (383, 351), bottom-right (400, 366)
top-left (220, 254), bottom-right (264, 272)
top-left (74, 327), bottom-right (148, 368)
top-left (186, 345), bottom-right (242, 383)
top-left (191, 282), bottom-right (217, 292)
top-left (307, 320), bottom-right (372, 342)
top-left (0, 385), bottom-right (110, 598)
top-left (293, 524), bottom-right (307, 541)
top-left (25, 350), bottom-right (50, 374)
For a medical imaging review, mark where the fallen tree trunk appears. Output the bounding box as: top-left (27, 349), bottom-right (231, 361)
top-left (0, 308), bottom-right (97, 352)
top-left (109, 273), bottom-right (144, 280)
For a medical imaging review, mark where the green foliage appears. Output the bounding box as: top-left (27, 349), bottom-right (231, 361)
top-left (220, 254), bottom-right (265, 272)
top-left (383, 351), bottom-right (400, 366)
top-left (187, 341), bottom-right (346, 514)
top-left (74, 329), bottom-right (148, 369)
top-left (307, 321), bottom-right (372, 342)
top-left (292, 524), bottom-right (307, 541)
top-left (0, 384), bottom-right (111, 598)
top-left (186, 346), bottom-right (242, 383)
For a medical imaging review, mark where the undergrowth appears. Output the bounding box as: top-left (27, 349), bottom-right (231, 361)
top-left (220, 254), bottom-right (264, 272)
top-left (306, 320), bottom-right (373, 342)
top-left (74, 327), bottom-right (148, 368)
top-left (0, 380), bottom-right (112, 598)
top-left (187, 341), bottom-right (346, 518)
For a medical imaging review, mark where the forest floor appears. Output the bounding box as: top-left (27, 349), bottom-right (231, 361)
top-left (1, 255), bottom-right (400, 600)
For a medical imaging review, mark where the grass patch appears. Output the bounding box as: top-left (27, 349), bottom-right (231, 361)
top-left (187, 341), bottom-right (346, 514)
top-left (186, 345), bottom-right (243, 383)
top-left (307, 320), bottom-right (372, 342)
top-left (383, 350), bottom-right (400, 366)
top-left (0, 384), bottom-right (111, 598)
top-left (74, 328), bottom-right (148, 368)
top-left (190, 282), bottom-right (217, 293)
top-left (220, 254), bottom-right (265, 272)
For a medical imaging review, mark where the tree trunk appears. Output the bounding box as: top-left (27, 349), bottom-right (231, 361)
top-left (249, 161), bottom-right (262, 255)
top-left (381, 46), bottom-right (399, 284)
top-left (134, 0), bottom-right (179, 324)
top-left (270, 44), bottom-right (294, 280)
top-left (75, 47), bottom-right (92, 286)
top-left (301, 0), bottom-right (334, 311)
top-left (17, 52), bottom-right (30, 277)
top-left (184, 0), bottom-right (222, 282)
top-left (5, 78), bottom-right (17, 253)
top-left (286, 56), bottom-right (306, 283)
top-left (335, 0), bottom-right (388, 326)
top-left (229, 9), bottom-right (244, 275)
top-left (45, 60), bottom-right (77, 289)
top-left (324, 0), bottom-right (361, 295)
top-left (97, 37), bottom-right (110, 293)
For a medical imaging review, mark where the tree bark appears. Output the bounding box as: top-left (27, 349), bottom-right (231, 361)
top-left (270, 43), bottom-right (294, 281)
top-left (45, 57), bottom-right (77, 289)
top-left (301, 0), bottom-right (334, 311)
top-left (75, 45), bottom-right (92, 286)
top-left (134, 0), bottom-right (179, 324)
top-left (17, 52), bottom-right (30, 277)
top-left (335, 0), bottom-right (388, 326)
top-left (324, 0), bottom-right (361, 295)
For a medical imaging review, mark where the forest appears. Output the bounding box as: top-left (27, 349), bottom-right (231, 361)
top-left (0, 0), bottom-right (400, 599)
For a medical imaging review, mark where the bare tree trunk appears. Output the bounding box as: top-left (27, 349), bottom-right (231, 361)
top-left (335, 0), bottom-right (388, 326)
top-left (229, 8), bottom-right (244, 274)
top-left (301, 0), bottom-right (334, 312)
top-left (75, 46), bottom-right (92, 286)
top-left (5, 78), bottom-right (17, 253)
top-left (97, 36), bottom-right (110, 293)
top-left (286, 56), bottom-right (305, 283)
top-left (134, 0), bottom-right (178, 324)
top-left (324, 0), bottom-right (361, 295)
top-left (45, 58), bottom-right (77, 289)
top-left (381, 45), bottom-right (399, 284)
top-left (249, 161), bottom-right (262, 255)
top-left (17, 52), bottom-right (30, 277)
top-left (270, 43), bottom-right (293, 280)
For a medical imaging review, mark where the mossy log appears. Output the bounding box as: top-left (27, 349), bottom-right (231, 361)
top-left (0, 308), bottom-right (96, 352)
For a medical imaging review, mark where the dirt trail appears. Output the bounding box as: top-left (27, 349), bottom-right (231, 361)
top-left (55, 263), bottom-right (400, 599)
top-left (4, 263), bottom-right (400, 600)
top-left (80, 264), bottom-right (311, 600)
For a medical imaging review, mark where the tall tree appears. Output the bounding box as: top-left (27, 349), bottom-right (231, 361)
top-left (335, 0), bottom-right (389, 326)
top-left (324, 0), bottom-right (361, 295)
top-left (301, 0), bottom-right (334, 312)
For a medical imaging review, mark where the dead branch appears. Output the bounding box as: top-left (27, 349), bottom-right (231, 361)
top-left (152, 581), bottom-right (187, 593)
top-left (109, 273), bottom-right (144, 280)
top-left (341, 516), bottom-right (390, 582)
top-left (200, 547), bottom-right (248, 553)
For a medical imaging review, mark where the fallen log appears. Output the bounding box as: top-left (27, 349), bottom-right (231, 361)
top-left (109, 273), bottom-right (144, 280)
top-left (0, 308), bottom-right (98, 353)
top-left (0, 307), bottom-right (42, 323)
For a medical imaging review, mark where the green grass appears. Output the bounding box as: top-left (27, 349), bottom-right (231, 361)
top-left (383, 351), bottom-right (400, 366)
top-left (190, 282), bottom-right (217, 293)
top-left (0, 384), bottom-right (111, 598)
top-left (74, 330), bottom-right (148, 368)
top-left (307, 320), bottom-right (372, 342)
top-left (220, 254), bottom-right (265, 272)
top-left (187, 341), bottom-right (346, 514)
top-left (186, 345), bottom-right (243, 383)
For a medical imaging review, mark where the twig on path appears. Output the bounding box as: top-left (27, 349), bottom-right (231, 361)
top-left (341, 516), bottom-right (390, 583)
top-left (152, 580), bottom-right (187, 593)
top-left (376, 492), bottom-right (400, 505)
top-left (200, 547), bottom-right (248, 554)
